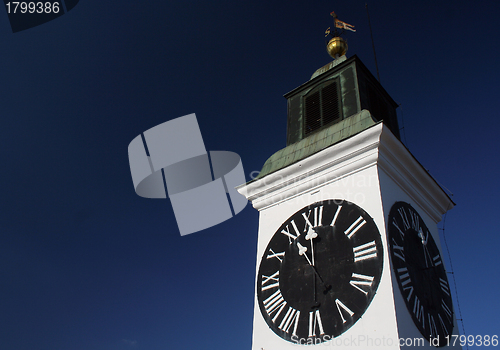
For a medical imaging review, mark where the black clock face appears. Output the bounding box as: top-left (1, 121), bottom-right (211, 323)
top-left (257, 199), bottom-right (383, 345)
top-left (388, 202), bottom-right (453, 347)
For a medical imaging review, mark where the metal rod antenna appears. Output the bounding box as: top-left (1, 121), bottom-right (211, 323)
top-left (365, 3), bottom-right (380, 82)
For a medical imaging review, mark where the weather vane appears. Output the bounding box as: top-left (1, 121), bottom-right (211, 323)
top-left (325, 11), bottom-right (355, 59)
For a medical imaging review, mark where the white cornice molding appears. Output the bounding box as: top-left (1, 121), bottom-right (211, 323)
top-left (237, 124), bottom-right (384, 211)
top-left (378, 125), bottom-right (454, 223)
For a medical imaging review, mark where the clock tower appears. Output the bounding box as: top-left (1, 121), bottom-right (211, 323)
top-left (237, 16), bottom-right (461, 349)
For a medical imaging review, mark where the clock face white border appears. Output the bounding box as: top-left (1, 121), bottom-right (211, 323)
top-left (256, 199), bottom-right (383, 345)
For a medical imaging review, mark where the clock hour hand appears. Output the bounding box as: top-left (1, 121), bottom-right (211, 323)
top-left (297, 242), bottom-right (313, 266)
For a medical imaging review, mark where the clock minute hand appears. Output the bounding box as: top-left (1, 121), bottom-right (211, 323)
top-left (305, 226), bottom-right (318, 265)
top-left (297, 242), bottom-right (331, 293)
top-left (418, 228), bottom-right (433, 268)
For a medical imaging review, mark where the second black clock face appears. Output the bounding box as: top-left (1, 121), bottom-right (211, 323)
top-left (388, 202), bottom-right (454, 347)
top-left (257, 200), bottom-right (383, 344)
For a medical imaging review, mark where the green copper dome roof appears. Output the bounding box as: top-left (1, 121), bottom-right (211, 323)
top-left (253, 109), bottom-right (379, 181)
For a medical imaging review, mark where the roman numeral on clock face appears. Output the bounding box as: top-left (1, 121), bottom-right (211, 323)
top-left (433, 254), bottom-right (442, 266)
top-left (263, 288), bottom-right (300, 336)
top-left (392, 217), bottom-right (405, 240)
top-left (344, 216), bottom-right (366, 239)
top-left (397, 267), bottom-right (413, 301)
top-left (263, 289), bottom-right (287, 323)
top-left (439, 278), bottom-right (450, 296)
top-left (441, 299), bottom-right (452, 321)
top-left (278, 307), bottom-right (300, 336)
top-left (329, 205), bottom-right (342, 226)
top-left (335, 299), bottom-right (354, 324)
top-left (261, 271), bottom-right (279, 291)
top-left (349, 273), bottom-right (374, 295)
top-left (281, 220), bottom-right (301, 244)
top-left (438, 313), bottom-right (449, 334)
top-left (413, 296), bottom-right (425, 328)
top-left (398, 207), bottom-right (411, 230)
top-left (308, 310), bottom-right (325, 337)
top-left (428, 313), bottom-right (438, 339)
top-left (353, 240), bottom-right (377, 262)
top-left (409, 209), bottom-right (420, 231)
top-left (392, 237), bottom-right (405, 262)
top-left (302, 206), bottom-right (323, 232)
top-left (266, 248), bottom-right (285, 262)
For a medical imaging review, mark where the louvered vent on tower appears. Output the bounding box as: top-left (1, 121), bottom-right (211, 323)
top-left (322, 81), bottom-right (340, 125)
top-left (304, 91), bottom-right (321, 134)
top-left (304, 79), bottom-right (341, 136)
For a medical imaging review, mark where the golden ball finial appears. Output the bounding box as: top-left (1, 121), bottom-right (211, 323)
top-left (326, 36), bottom-right (348, 58)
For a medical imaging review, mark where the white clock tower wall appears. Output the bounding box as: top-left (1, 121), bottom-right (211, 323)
top-left (377, 126), bottom-right (461, 349)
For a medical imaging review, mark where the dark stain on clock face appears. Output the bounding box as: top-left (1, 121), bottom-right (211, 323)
top-left (257, 199), bottom-right (383, 344)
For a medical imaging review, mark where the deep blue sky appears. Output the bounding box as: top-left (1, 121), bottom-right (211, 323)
top-left (0, 1), bottom-right (499, 349)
